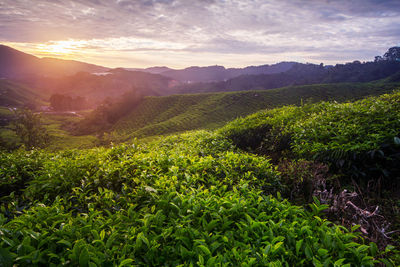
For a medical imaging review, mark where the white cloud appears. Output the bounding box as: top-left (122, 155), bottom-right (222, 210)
top-left (0, 0), bottom-right (399, 67)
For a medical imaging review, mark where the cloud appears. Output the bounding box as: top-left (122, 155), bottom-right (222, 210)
top-left (0, 0), bottom-right (399, 67)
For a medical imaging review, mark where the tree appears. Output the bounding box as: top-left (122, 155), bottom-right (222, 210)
top-left (50, 94), bottom-right (89, 111)
top-left (12, 108), bottom-right (49, 149)
top-left (374, 56), bottom-right (383, 62)
top-left (383, 47), bottom-right (400, 61)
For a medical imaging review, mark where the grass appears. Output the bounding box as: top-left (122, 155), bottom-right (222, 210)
top-left (0, 112), bottom-right (96, 151)
top-left (0, 106), bottom-right (13, 116)
top-left (40, 113), bottom-right (97, 150)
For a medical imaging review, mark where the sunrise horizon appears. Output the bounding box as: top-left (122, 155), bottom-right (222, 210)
top-left (1, 0), bottom-right (399, 69)
top-left (2, 40), bottom-right (397, 70)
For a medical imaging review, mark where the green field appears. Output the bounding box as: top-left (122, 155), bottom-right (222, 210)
top-left (111, 82), bottom-right (400, 140)
top-left (2, 82), bottom-right (400, 151)
top-left (40, 113), bottom-right (97, 150)
top-left (3, 81), bottom-right (395, 150)
top-left (0, 111), bottom-right (96, 151)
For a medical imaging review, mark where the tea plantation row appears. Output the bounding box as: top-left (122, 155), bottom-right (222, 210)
top-left (2, 91), bottom-right (400, 265)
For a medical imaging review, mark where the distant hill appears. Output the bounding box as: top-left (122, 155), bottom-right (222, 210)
top-left (29, 68), bottom-right (175, 104)
top-left (125, 66), bottom-right (174, 74)
top-left (157, 62), bottom-right (296, 83)
top-left (173, 60), bottom-right (400, 94)
top-left (74, 82), bottom-right (400, 139)
top-left (0, 45), bottom-right (181, 104)
top-left (129, 62), bottom-right (296, 83)
top-left (0, 44), bottom-right (108, 79)
top-left (3, 44), bottom-right (400, 108)
top-left (0, 79), bottom-right (44, 108)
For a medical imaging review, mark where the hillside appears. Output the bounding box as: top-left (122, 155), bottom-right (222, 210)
top-left (28, 68), bottom-right (175, 104)
top-left (2, 91), bottom-right (400, 265)
top-left (99, 82), bottom-right (400, 139)
top-left (128, 62), bottom-right (296, 83)
top-left (157, 62), bottom-right (296, 83)
top-left (174, 60), bottom-right (400, 94)
top-left (0, 45), bottom-right (108, 79)
top-left (2, 45), bottom-right (400, 109)
top-left (0, 79), bottom-right (44, 108)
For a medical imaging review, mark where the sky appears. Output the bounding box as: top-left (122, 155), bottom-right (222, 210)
top-left (1, 0), bottom-right (400, 68)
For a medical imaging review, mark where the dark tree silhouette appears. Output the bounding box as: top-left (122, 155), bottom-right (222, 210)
top-left (383, 47), bottom-right (400, 61)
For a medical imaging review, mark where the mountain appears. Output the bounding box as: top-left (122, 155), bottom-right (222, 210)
top-left (384, 70), bottom-right (400, 82)
top-left (125, 66), bottom-right (174, 74)
top-left (143, 66), bottom-right (174, 74)
top-left (0, 44), bottom-right (108, 79)
top-left (173, 60), bottom-right (400, 94)
top-left (3, 44), bottom-right (400, 107)
top-left (157, 62), bottom-right (296, 83)
top-left (128, 62), bottom-right (296, 83)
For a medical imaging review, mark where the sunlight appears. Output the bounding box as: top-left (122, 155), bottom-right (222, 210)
top-left (35, 39), bottom-right (87, 56)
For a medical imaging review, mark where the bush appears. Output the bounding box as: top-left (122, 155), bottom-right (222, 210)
top-left (0, 135), bottom-right (385, 265)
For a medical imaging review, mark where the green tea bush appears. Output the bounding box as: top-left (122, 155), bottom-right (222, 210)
top-left (291, 93), bottom-right (400, 156)
top-left (0, 149), bottom-right (47, 198)
top-left (221, 91), bottom-right (400, 187)
top-left (277, 159), bottom-right (331, 203)
top-left (4, 92), bottom-right (400, 265)
top-left (0, 133), bottom-right (386, 265)
top-left (1, 182), bottom-right (378, 266)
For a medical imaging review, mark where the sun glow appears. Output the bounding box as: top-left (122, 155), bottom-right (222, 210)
top-left (35, 40), bottom-right (88, 57)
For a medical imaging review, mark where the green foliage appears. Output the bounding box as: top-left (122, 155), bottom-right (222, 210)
top-left (74, 91), bottom-right (142, 135)
top-left (11, 109), bottom-right (50, 149)
top-left (290, 93), bottom-right (400, 156)
top-left (221, 91), bottom-right (400, 187)
top-left (277, 159), bottom-right (330, 203)
top-left (77, 82), bottom-right (399, 140)
top-left (0, 132), bottom-right (384, 265)
top-left (0, 149), bottom-right (47, 198)
top-left (0, 80), bottom-right (44, 108)
top-left (4, 89), bottom-right (400, 265)
top-left (1, 109), bottom-right (97, 151)
top-left (49, 94), bottom-right (89, 111)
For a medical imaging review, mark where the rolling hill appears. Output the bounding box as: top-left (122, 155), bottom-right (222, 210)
top-left (2, 45), bottom-right (400, 109)
top-left (0, 79), bottom-right (44, 108)
top-left (74, 82), bottom-right (400, 139)
top-left (173, 60), bottom-right (400, 94)
top-left (29, 68), bottom-right (176, 104)
top-left (0, 45), bottom-right (180, 103)
top-left (131, 62), bottom-right (296, 83)
top-left (158, 62), bottom-right (296, 83)
top-left (0, 44), bottom-right (108, 79)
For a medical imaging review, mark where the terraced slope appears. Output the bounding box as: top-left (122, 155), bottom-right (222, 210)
top-left (113, 82), bottom-right (399, 139)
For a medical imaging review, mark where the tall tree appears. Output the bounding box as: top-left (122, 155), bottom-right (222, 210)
top-left (12, 108), bottom-right (49, 149)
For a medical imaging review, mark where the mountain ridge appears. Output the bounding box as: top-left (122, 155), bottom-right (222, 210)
top-left (130, 62), bottom-right (297, 83)
top-left (0, 44), bottom-right (109, 79)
